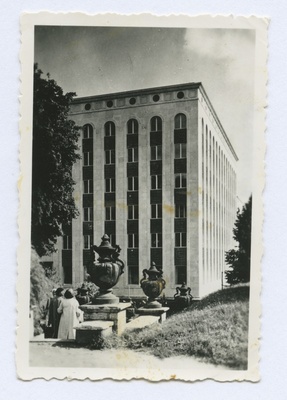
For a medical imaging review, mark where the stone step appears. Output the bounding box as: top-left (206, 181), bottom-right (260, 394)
top-left (125, 315), bottom-right (159, 331)
top-left (75, 321), bottom-right (114, 344)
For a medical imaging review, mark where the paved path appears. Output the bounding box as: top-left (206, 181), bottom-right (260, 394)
top-left (30, 341), bottom-right (228, 370)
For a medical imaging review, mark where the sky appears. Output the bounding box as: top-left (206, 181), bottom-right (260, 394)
top-left (34, 26), bottom-right (255, 204)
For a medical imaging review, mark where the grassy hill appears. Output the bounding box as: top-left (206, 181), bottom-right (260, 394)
top-left (103, 285), bottom-right (250, 369)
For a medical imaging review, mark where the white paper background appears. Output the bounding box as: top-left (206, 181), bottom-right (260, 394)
top-left (1, 0), bottom-right (286, 398)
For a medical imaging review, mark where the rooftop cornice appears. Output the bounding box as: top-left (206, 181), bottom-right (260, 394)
top-left (71, 82), bottom-right (201, 104)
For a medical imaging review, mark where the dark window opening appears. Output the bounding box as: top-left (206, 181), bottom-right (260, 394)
top-left (175, 113), bottom-right (187, 130)
top-left (150, 116), bottom-right (162, 132)
top-left (128, 266), bottom-right (139, 285)
top-left (127, 119), bottom-right (139, 134)
top-left (83, 124), bottom-right (93, 139)
top-left (153, 94), bottom-right (160, 102)
top-left (175, 265), bottom-right (187, 285)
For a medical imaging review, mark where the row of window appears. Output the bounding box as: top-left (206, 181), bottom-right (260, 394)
top-left (82, 203), bottom-right (186, 222)
top-left (83, 173), bottom-right (187, 194)
top-left (83, 114), bottom-right (187, 138)
top-left (127, 232), bottom-right (186, 248)
top-left (85, 144), bottom-right (187, 166)
top-left (83, 143), bottom-right (186, 167)
top-left (63, 231), bottom-right (187, 250)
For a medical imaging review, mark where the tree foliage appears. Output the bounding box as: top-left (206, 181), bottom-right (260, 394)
top-left (32, 64), bottom-right (80, 256)
top-left (225, 196), bottom-right (252, 284)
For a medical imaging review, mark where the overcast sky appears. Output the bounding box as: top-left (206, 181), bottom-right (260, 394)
top-left (35, 26), bottom-right (255, 204)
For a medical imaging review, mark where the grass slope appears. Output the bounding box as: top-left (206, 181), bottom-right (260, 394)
top-left (103, 285), bottom-right (250, 369)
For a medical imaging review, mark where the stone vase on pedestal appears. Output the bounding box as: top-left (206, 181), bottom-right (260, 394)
top-left (87, 234), bottom-right (125, 305)
top-left (140, 262), bottom-right (166, 309)
top-left (76, 234), bottom-right (131, 341)
top-left (174, 282), bottom-right (193, 309)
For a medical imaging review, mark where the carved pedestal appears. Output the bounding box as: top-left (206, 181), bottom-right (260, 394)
top-left (137, 306), bottom-right (170, 323)
top-left (80, 303), bottom-right (132, 335)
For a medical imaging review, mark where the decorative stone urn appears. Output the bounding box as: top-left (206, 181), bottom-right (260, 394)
top-left (88, 234), bottom-right (125, 305)
top-left (174, 282), bottom-right (193, 309)
top-left (140, 262), bottom-right (166, 309)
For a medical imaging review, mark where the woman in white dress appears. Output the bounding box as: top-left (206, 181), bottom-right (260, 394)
top-left (57, 288), bottom-right (80, 339)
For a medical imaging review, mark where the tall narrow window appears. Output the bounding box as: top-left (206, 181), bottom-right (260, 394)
top-left (175, 266), bottom-right (187, 285)
top-left (128, 267), bottom-right (139, 285)
top-left (127, 119), bottom-right (139, 134)
top-left (84, 180), bottom-right (93, 194)
top-left (128, 205), bottom-right (139, 220)
top-left (105, 206), bottom-right (116, 221)
top-left (84, 235), bottom-right (93, 249)
top-left (175, 204), bottom-right (186, 218)
top-left (150, 116), bottom-right (162, 132)
top-left (105, 178), bottom-right (116, 193)
top-left (128, 147), bottom-right (138, 163)
top-left (105, 149), bottom-right (115, 165)
top-left (174, 113), bottom-right (187, 130)
top-left (82, 122), bottom-right (94, 274)
top-left (83, 207), bottom-right (93, 222)
top-left (151, 175), bottom-right (162, 190)
top-left (83, 124), bottom-right (93, 139)
top-left (151, 145), bottom-right (162, 161)
top-left (128, 233), bottom-right (139, 248)
top-left (175, 173), bottom-right (187, 188)
top-left (128, 176), bottom-right (138, 191)
top-left (83, 151), bottom-right (93, 166)
top-left (151, 204), bottom-right (162, 219)
top-left (63, 235), bottom-right (72, 250)
top-left (105, 121), bottom-right (115, 136)
top-left (174, 143), bottom-right (186, 159)
top-left (175, 232), bottom-right (187, 247)
top-left (151, 233), bottom-right (162, 248)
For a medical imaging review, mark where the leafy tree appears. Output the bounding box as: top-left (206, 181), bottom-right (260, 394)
top-left (225, 196), bottom-right (252, 284)
top-left (32, 64), bottom-right (80, 256)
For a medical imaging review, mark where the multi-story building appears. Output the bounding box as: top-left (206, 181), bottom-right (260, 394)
top-left (43, 82), bottom-right (238, 299)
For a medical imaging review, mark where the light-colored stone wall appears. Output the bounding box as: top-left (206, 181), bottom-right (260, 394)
top-left (46, 83), bottom-right (237, 299)
top-left (197, 89), bottom-right (237, 298)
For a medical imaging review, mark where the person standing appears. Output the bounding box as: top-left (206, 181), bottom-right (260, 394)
top-left (44, 288), bottom-right (56, 324)
top-left (48, 287), bottom-right (63, 338)
top-left (57, 289), bottom-right (81, 339)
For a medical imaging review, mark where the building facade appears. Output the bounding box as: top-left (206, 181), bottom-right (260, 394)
top-left (44, 83), bottom-right (238, 299)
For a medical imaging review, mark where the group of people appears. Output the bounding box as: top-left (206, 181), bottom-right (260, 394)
top-left (45, 287), bottom-right (84, 339)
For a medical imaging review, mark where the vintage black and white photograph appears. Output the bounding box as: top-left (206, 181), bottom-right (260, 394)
top-left (18, 13), bottom-right (267, 381)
